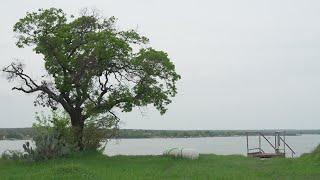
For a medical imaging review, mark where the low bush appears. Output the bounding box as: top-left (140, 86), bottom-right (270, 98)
top-left (1, 111), bottom-right (119, 161)
top-left (301, 144), bottom-right (320, 160)
top-left (1, 150), bottom-right (25, 161)
top-left (82, 114), bottom-right (119, 152)
top-left (31, 112), bottom-right (76, 160)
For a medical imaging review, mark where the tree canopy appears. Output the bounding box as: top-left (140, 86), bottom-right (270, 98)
top-left (3, 8), bottom-right (180, 148)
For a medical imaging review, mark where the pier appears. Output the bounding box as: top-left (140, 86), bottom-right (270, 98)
top-left (246, 131), bottom-right (295, 158)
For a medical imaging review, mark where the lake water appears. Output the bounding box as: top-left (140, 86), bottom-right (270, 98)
top-left (1, 135), bottom-right (319, 157)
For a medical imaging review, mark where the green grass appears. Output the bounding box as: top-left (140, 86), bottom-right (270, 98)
top-left (0, 152), bottom-right (320, 179)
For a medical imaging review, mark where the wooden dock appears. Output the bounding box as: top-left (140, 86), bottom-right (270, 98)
top-left (247, 152), bottom-right (285, 158)
top-left (246, 131), bottom-right (295, 158)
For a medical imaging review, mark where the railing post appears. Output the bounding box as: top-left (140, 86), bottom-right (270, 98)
top-left (283, 131), bottom-right (286, 156)
top-left (277, 132), bottom-right (280, 149)
top-left (246, 133), bottom-right (249, 155)
top-left (259, 134), bottom-right (261, 153)
top-left (277, 132), bottom-right (280, 153)
top-left (274, 132), bottom-right (277, 153)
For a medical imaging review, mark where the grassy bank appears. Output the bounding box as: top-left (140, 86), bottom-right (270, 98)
top-left (1, 152), bottom-right (320, 179)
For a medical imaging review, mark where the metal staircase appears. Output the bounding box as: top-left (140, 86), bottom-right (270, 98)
top-left (246, 131), bottom-right (295, 158)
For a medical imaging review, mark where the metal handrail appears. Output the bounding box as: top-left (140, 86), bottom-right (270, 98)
top-left (259, 133), bottom-right (276, 150)
top-left (246, 131), bottom-right (295, 158)
top-left (279, 136), bottom-right (295, 157)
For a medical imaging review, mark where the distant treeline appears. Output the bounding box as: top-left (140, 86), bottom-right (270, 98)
top-left (117, 129), bottom-right (320, 138)
top-left (0, 128), bottom-right (34, 140)
top-left (1, 128), bottom-right (320, 140)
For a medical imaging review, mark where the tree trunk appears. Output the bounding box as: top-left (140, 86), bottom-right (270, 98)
top-left (70, 109), bottom-right (85, 151)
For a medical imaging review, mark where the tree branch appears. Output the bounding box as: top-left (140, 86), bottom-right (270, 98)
top-left (3, 62), bottom-right (73, 113)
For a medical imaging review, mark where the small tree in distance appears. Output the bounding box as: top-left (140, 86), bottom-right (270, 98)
top-left (3, 8), bottom-right (180, 150)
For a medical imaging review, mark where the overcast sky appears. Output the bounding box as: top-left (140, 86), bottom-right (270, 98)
top-left (1, 0), bottom-right (320, 130)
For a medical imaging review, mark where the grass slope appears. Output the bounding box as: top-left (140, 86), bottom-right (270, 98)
top-left (0, 152), bottom-right (320, 179)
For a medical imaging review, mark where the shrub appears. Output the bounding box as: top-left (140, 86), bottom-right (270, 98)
top-left (312, 144), bottom-right (320, 154)
top-left (1, 141), bottom-right (35, 161)
top-left (2, 111), bottom-right (119, 161)
top-left (1, 150), bottom-right (24, 161)
top-left (82, 114), bottom-right (119, 152)
top-left (31, 111), bottom-right (76, 160)
top-left (301, 144), bottom-right (320, 160)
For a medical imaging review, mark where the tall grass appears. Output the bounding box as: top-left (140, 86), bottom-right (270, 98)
top-left (1, 152), bottom-right (320, 179)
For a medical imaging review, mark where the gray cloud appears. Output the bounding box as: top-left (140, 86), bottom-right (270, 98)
top-left (1, 0), bottom-right (320, 129)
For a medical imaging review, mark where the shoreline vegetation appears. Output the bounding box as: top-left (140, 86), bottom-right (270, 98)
top-left (1, 128), bottom-right (320, 140)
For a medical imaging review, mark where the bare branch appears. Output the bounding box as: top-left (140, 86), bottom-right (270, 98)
top-left (3, 62), bottom-right (73, 113)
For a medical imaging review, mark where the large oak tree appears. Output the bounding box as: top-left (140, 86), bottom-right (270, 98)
top-left (3, 8), bottom-right (180, 149)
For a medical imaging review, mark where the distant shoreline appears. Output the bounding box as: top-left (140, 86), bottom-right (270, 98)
top-left (1, 128), bottom-right (320, 140)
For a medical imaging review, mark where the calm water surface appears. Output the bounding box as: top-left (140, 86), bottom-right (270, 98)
top-left (1, 135), bottom-right (319, 157)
